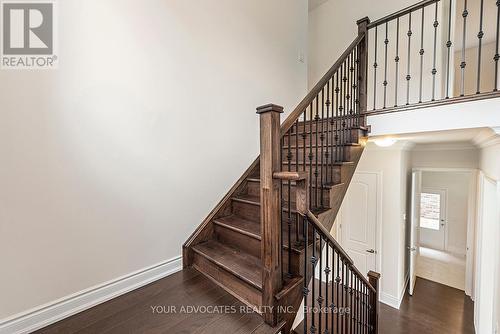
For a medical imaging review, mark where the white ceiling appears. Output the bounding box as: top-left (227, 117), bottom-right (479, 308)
top-left (309, 0), bottom-right (329, 12)
top-left (370, 127), bottom-right (498, 146)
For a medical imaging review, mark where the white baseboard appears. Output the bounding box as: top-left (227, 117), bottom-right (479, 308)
top-left (0, 256), bottom-right (182, 334)
top-left (379, 291), bottom-right (400, 309)
top-left (379, 275), bottom-right (409, 310)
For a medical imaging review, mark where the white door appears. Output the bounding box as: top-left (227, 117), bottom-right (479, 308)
top-left (340, 172), bottom-right (378, 276)
top-left (409, 171), bottom-right (422, 296)
top-left (419, 189), bottom-right (447, 251)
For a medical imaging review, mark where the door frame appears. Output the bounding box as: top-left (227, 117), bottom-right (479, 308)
top-left (412, 167), bottom-right (478, 297)
top-left (338, 170), bottom-right (383, 274)
top-left (419, 187), bottom-right (448, 251)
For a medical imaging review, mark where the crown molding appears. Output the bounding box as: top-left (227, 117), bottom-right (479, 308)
top-left (411, 141), bottom-right (477, 151)
top-left (472, 127), bottom-right (500, 148)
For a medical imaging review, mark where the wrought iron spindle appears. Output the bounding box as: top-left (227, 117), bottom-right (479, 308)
top-left (419, 7), bottom-right (425, 103)
top-left (432, 2), bottom-right (439, 101)
top-left (373, 26), bottom-right (378, 110)
top-left (311, 228), bottom-right (317, 334)
top-left (302, 111), bottom-right (307, 174)
top-left (287, 129), bottom-right (292, 278)
top-left (315, 97), bottom-right (320, 208)
top-left (295, 120), bottom-right (300, 245)
top-left (496, 0), bottom-right (500, 91)
top-left (309, 102), bottom-right (313, 203)
top-left (325, 243), bottom-right (330, 334)
top-left (303, 218), bottom-right (309, 334)
top-left (320, 88), bottom-right (325, 208)
top-left (350, 51), bottom-right (355, 131)
top-left (407, 12), bottom-right (413, 105)
top-left (336, 252), bottom-right (340, 334)
top-left (477, 0), bottom-right (485, 94)
top-left (343, 61), bottom-right (348, 161)
top-left (318, 236), bottom-right (323, 334)
top-left (325, 80), bottom-right (330, 186)
top-left (355, 46), bottom-right (360, 127)
top-left (460, 0), bottom-right (469, 96)
top-left (446, 0), bottom-right (453, 98)
top-left (395, 17), bottom-right (400, 106)
top-left (335, 71), bottom-right (340, 163)
top-left (383, 22), bottom-right (389, 109)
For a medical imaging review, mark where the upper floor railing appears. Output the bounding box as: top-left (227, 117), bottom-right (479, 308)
top-left (366, 0), bottom-right (500, 113)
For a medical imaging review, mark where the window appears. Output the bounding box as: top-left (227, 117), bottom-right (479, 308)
top-left (420, 192), bottom-right (441, 230)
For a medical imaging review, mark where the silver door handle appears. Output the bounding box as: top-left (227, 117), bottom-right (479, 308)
top-left (366, 249), bottom-right (376, 254)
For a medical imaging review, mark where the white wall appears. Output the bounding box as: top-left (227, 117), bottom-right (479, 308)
top-left (411, 144), bottom-right (479, 169)
top-left (0, 0), bottom-right (308, 320)
top-left (421, 171), bottom-right (471, 255)
top-left (354, 143), bottom-right (410, 308)
top-left (308, 0), bottom-right (416, 87)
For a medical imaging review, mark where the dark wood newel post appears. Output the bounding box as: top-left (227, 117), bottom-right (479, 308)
top-left (357, 16), bottom-right (370, 124)
top-left (368, 271), bottom-right (381, 334)
top-left (257, 103), bottom-right (284, 326)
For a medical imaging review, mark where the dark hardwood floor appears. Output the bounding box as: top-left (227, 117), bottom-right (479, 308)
top-left (34, 268), bottom-right (282, 334)
top-left (34, 272), bottom-right (473, 334)
top-left (379, 277), bottom-right (475, 334)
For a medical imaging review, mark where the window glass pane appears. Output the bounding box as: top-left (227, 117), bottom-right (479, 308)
top-left (420, 192), bottom-right (440, 230)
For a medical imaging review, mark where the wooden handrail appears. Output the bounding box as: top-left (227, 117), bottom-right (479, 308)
top-left (305, 211), bottom-right (376, 293)
top-left (367, 0), bottom-right (439, 29)
top-left (279, 35), bottom-right (365, 137)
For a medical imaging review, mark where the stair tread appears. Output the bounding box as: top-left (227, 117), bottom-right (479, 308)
top-left (214, 215), bottom-right (260, 239)
top-left (192, 239), bottom-right (263, 290)
top-left (282, 161), bottom-right (355, 166)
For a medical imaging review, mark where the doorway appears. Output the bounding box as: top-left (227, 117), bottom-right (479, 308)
top-left (409, 169), bottom-right (476, 294)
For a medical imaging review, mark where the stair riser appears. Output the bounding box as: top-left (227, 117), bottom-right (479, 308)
top-left (231, 200), bottom-right (302, 224)
top-left (214, 224), bottom-right (303, 276)
top-left (192, 254), bottom-right (262, 308)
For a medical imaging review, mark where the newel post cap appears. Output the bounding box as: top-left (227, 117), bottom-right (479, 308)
top-left (356, 16), bottom-right (371, 26)
top-left (256, 104), bottom-right (284, 114)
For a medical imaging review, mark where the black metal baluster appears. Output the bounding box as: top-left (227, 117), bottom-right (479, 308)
top-left (335, 70), bottom-right (340, 163)
top-left (303, 111), bottom-right (307, 173)
top-left (356, 278), bottom-right (360, 334)
top-left (395, 17), bottom-right (400, 106)
top-left (315, 97), bottom-right (320, 209)
top-left (318, 236), bottom-right (323, 334)
top-left (342, 61), bottom-right (348, 161)
top-left (325, 80), bottom-right (330, 186)
top-left (295, 119), bottom-right (300, 245)
top-left (303, 218), bottom-right (308, 334)
top-left (332, 248), bottom-right (336, 333)
top-left (496, 0), bottom-right (500, 91)
top-left (349, 52), bottom-right (354, 132)
top-left (419, 7), bottom-right (425, 103)
top-left (432, 2), bottom-right (439, 101)
top-left (336, 252), bottom-right (340, 334)
top-left (383, 22), bottom-right (389, 109)
top-left (320, 89), bottom-right (325, 208)
top-left (446, 0), bottom-right (453, 98)
top-left (355, 46), bottom-right (360, 127)
top-left (311, 228), bottom-right (317, 334)
top-left (287, 130), bottom-right (292, 278)
top-left (373, 26), bottom-right (378, 110)
top-left (280, 137), bottom-right (284, 282)
top-left (309, 102), bottom-right (313, 205)
top-left (460, 0), bottom-right (469, 96)
top-left (350, 269), bottom-right (354, 333)
top-left (407, 12), bottom-right (413, 105)
top-left (325, 243), bottom-right (330, 334)
top-left (476, 0), bottom-right (485, 94)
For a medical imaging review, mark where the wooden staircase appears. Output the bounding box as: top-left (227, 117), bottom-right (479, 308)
top-left (184, 18), bottom-right (379, 334)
